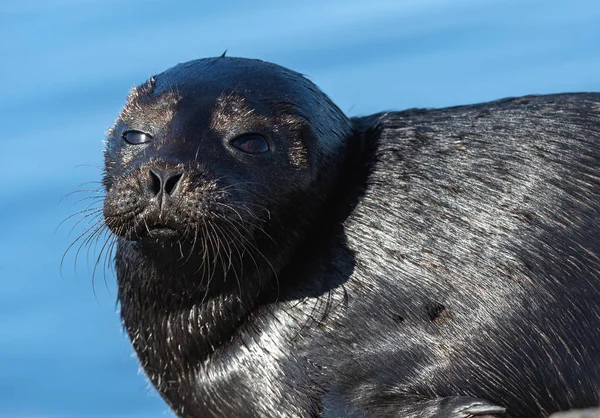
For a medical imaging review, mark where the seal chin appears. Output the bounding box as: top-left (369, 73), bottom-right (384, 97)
top-left (142, 226), bottom-right (181, 241)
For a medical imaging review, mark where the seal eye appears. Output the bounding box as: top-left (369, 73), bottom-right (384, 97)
top-left (122, 130), bottom-right (152, 145)
top-left (232, 134), bottom-right (270, 154)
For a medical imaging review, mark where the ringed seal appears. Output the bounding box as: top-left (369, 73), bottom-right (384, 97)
top-left (101, 56), bottom-right (600, 417)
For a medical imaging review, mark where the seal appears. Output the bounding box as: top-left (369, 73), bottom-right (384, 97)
top-left (101, 56), bottom-right (600, 417)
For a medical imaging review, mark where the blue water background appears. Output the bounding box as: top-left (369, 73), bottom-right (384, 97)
top-left (1, 1), bottom-right (599, 416)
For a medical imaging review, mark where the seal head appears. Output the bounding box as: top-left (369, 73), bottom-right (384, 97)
top-left (103, 57), bottom-right (353, 291)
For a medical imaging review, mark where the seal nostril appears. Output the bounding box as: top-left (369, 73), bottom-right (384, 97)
top-left (164, 172), bottom-right (183, 195)
top-left (149, 169), bottom-right (183, 196)
top-left (149, 169), bottom-right (162, 196)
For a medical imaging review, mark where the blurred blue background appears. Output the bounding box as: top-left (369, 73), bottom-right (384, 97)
top-left (1, 0), bottom-right (599, 416)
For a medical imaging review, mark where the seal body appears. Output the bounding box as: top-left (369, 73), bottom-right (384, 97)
top-left (102, 57), bottom-right (600, 417)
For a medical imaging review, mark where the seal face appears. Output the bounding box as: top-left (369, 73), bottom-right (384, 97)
top-left (101, 57), bottom-right (600, 418)
top-left (104, 57), bottom-right (352, 282)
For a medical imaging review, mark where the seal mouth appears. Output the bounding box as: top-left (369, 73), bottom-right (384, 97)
top-left (133, 218), bottom-right (183, 242)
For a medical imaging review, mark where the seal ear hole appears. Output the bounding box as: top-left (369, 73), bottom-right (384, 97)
top-left (231, 133), bottom-right (270, 154)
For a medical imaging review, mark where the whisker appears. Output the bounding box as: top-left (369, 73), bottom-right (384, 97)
top-left (60, 219), bottom-right (105, 276)
top-left (59, 187), bottom-right (104, 204)
top-left (56, 207), bottom-right (103, 232)
top-left (73, 164), bottom-right (104, 171)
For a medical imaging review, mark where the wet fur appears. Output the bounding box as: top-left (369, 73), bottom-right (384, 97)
top-left (101, 57), bottom-right (600, 417)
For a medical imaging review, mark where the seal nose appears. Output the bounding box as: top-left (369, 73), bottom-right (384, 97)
top-left (149, 168), bottom-right (183, 197)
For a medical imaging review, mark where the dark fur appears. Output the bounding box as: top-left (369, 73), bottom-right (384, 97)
top-left (101, 57), bottom-right (600, 417)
